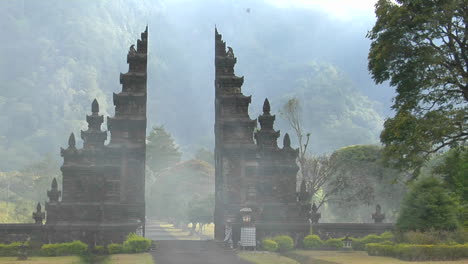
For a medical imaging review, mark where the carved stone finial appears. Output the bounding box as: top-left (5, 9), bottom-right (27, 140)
top-left (283, 133), bottom-right (291, 148)
top-left (227, 46), bottom-right (234, 57)
top-left (263, 98), bottom-right (271, 114)
top-left (372, 204), bottom-right (385, 223)
top-left (48, 178), bottom-right (61, 202)
top-left (129, 44), bottom-right (137, 55)
top-left (51, 178), bottom-right (57, 190)
top-left (91, 99), bottom-right (99, 114)
top-left (68, 133), bottom-right (76, 148)
top-left (32, 202), bottom-right (45, 225)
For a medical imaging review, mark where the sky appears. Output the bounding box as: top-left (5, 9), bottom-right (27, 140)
top-left (263, 0), bottom-right (378, 20)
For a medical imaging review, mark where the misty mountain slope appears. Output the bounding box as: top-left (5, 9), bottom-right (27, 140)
top-left (0, 0), bottom-right (391, 170)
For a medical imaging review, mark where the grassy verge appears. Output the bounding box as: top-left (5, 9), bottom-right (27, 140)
top-left (100, 253), bottom-right (154, 264)
top-left (0, 256), bottom-right (83, 264)
top-left (238, 252), bottom-right (299, 264)
top-left (290, 250), bottom-right (468, 264)
top-left (0, 253), bottom-right (154, 264)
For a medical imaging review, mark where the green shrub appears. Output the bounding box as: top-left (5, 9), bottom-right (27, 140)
top-left (272, 235), bottom-right (294, 252)
top-left (123, 233), bottom-right (152, 253)
top-left (40, 241), bottom-right (88, 256)
top-left (323, 238), bottom-right (343, 249)
top-left (397, 177), bottom-right (459, 232)
top-left (303, 235), bottom-right (322, 249)
top-left (366, 243), bottom-right (468, 261)
top-left (107, 243), bottom-right (124, 254)
top-left (261, 239), bottom-right (278, 252)
top-left (92, 245), bottom-right (107, 255)
top-left (0, 242), bottom-right (23, 256)
top-left (352, 232), bottom-right (394, 250)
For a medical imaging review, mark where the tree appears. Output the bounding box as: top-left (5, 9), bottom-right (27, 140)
top-left (434, 147), bottom-right (468, 229)
top-left (368, 0), bottom-right (468, 176)
top-left (281, 98), bottom-right (310, 176)
top-left (397, 177), bottom-right (459, 231)
top-left (146, 160), bottom-right (214, 225)
top-left (324, 145), bottom-right (407, 222)
top-left (146, 126), bottom-right (182, 174)
top-left (194, 148), bottom-right (214, 166)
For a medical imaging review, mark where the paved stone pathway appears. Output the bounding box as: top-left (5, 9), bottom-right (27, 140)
top-left (150, 240), bottom-right (253, 264)
top-left (145, 221), bottom-right (200, 241)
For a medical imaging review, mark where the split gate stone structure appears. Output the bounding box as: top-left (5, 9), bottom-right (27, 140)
top-left (0, 27), bottom-right (394, 245)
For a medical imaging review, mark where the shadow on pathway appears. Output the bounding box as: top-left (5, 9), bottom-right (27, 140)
top-left (151, 240), bottom-right (253, 264)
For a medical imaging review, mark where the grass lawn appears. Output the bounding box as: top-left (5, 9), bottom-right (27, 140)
top-left (0, 253), bottom-right (154, 264)
top-left (291, 250), bottom-right (468, 264)
top-left (238, 252), bottom-right (299, 264)
top-left (101, 253), bottom-right (154, 264)
top-left (0, 256), bottom-right (83, 264)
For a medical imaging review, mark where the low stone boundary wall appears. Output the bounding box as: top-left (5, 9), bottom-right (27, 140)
top-left (312, 223), bottom-right (394, 239)
top-left (0, 224), bottom-right (44, 243)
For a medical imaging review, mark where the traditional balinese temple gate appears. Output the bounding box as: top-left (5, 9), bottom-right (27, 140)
top-left (43, 27), bottom-right (149, 244)
top-left (214, 28), bottom-right (311, 245)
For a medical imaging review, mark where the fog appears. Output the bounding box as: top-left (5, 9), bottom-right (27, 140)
top-left (0, 0), bottom-right (392, 169)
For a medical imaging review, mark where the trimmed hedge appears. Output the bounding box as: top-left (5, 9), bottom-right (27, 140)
top-left (303, 235), bottom-right (323, 249)
top-left (262, 239), bottom-right (278, 252)
top-left (107, 243), bottom-right (124, 254)
top-left (40, 241), bottom-right (88, 256)
top-left (123, 233), bottom-right (152, 253)
top-left (323, 238), bottom-right (343, 250)
top-left (272, 235), bottom-right (294, 252)
top-left (366, 243), bottom-right (468, 261)
top-left (92, 245), bottom-right (107, 255)
top-left (0, 242), bottom-right (23, 256)
top-left (352, 232), bottom-right (394, 250)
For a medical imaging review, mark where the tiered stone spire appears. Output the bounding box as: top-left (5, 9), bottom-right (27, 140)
top-left (32, 202), bottom-right (45, 224)
top-left (108, 26), bottom-right (148, 147)
top-left (255, 98), bottom-right (280, 150)
top-left (214, 28), bottom-right (258, 240)
top-left (81, 99), bottom-right (107, 148)
top-left (47, 178), bottom-right (61, 202)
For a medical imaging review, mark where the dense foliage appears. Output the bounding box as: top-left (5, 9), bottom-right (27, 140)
top-left (366, 243), bottom-right (468, 261)
top-left (272, 235), bottom-right (294, 252)
top-left (397, 177), bottom-right (459, 231)
top-left (321, 145), bottom-right (407, 222)
top-left (368, 0), bottom-right (468, 175)
top-left (303, 235), bottom-right (322, 249)
top-left (40, 241), bottom-right (88, 256)
top-left (0, 242), bottom-right (26, 256)
top-left (146, 126), bottom-right (182, 174)
top-left (261, 239), bottom-right (278, 252)
top-left (122, 233), bottom-right (152, 253)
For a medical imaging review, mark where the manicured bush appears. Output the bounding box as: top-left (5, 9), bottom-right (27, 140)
top-left (272, 235), bottom-right (294, 251)
top-left (261, 239), bottom-right (278, 252)
top-left (92, 245), bottom-right (107, 255)
top-left (123, 233), bottom-right (152, 253)
top-left (352, 232), bottom-right (394, 250)
top-left (366, 243), bottom-right (468, 261)
top-left (397, 229), bottom-right (468, 245)
top-left (323, 238), bottom-right (343, 249)
top-left (0, 242), bottom-right (23, 256)
top-left (40, 241), bottom-right (88, 256)
top-left (303, 235), bottom-right (322, 249)
top-left (107, 243), bottom-right (124, 254)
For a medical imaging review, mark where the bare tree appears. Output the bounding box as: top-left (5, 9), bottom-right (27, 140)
top-left (281, 98), bottom-right (340, 209)
top-left (281, 98), bottom-right (310, 180)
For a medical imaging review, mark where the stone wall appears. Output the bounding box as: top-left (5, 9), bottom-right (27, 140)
top-left (312, 223), bottom-right (395, 239)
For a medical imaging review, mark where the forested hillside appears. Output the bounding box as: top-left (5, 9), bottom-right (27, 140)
top-left (0, 0), bottom-right (390, 169)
